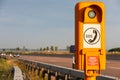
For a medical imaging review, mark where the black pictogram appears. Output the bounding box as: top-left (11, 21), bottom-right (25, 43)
top-left (84, 28), bottom-right (100, 45)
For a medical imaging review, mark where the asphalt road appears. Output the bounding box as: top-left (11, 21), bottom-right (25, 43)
top-left (19, 54), bottom-right (120, 78)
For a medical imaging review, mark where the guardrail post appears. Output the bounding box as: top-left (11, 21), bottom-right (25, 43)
top-left (37, 67), bottom-right (41, 76)
top-left (56, 72), bottom-right (60, 80)
top-left (54, 72), bottom-right (57, 80)
top-left (25, 64), bottom-right (27, 70)
top-left (64, 74), bottom-right (68, 80)
top-left (28, 65), bottom-right (30, 71)
top-left (33, 66), bottom-right (36, 72)
top-left (65, 74), bottom-right (72, 80)
top-left (48, 69), bottom-right (51, 80)
top-left (66, 74), bottom-right (70, 80)
top-left (30, 66), bottom-right (33, 72)
top-left (42, 68), bottom-right (46, 80)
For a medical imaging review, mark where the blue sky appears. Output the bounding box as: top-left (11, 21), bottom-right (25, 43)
top-left (0, 0), bottom-right (119, 49)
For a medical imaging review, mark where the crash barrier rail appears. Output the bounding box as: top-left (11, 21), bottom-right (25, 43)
top-left (13, 66), bottom-right (23, 80)
top-left (17, 58), bottom-right (119, 80)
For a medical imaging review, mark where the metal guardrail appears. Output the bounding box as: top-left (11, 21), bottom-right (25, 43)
top-left (13, 66), bottom-right (23, 80)
top-left (17, 58), bottom-right (119, 80)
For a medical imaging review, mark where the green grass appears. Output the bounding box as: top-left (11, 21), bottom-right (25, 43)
top-left (0, 58), bottom-right (13, 80)
top-left (0, 58), bottom-right (47, 80)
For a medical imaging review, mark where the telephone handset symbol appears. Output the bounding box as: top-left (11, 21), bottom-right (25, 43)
top-left (88, 30), bottom-right (97, 43)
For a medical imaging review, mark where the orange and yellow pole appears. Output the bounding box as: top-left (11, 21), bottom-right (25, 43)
top-left (75, 1), bottom-right (106, 80)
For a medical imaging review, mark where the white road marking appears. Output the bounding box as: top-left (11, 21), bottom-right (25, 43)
top-left (108, 66), bottom-right (120, 70)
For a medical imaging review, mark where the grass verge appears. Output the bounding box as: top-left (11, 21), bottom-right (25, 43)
top-left (0, 58), bottom-right (17, 80)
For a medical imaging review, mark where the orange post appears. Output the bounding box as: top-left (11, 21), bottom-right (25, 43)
top-left (75, 1), bottom-right (106, 80)
top-left (85, 71), bottom-right (96, 80)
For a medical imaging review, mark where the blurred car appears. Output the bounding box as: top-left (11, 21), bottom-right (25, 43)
top-left (13, 54), bottom-right (20, 57)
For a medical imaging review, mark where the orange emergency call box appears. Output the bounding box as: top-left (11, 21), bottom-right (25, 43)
top-left (75, 1), bottom-right (106, 71)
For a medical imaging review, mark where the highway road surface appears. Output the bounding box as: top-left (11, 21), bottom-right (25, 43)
top-left (19, 54), bottom-right (120, 78)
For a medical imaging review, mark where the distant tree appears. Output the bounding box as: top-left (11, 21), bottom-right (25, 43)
top-left (2, 49), bottom-right (6, 52)
top-left (43, 48), bottom-right (46, 51)
top-left (51, 46), bottom-right (54, 51)
top-left (46, 46), bottom-right (49, 51)
top-left (108, 47), bottom-right (120, 52)
top-left (40, 48), bottom-right (43, 51)
top-left (16, 47), bottom-right (20, 51)
top-left (55, 46), bottom-right (58, 51)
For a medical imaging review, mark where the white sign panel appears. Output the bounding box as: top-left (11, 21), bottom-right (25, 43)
top-left (83, 24), bottom-right (101, 48)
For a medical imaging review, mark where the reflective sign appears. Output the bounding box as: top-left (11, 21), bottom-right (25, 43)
top-left (83, 24), bottom-right (101, 48)
top-left (87, 56), bottom-right (99, 66)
